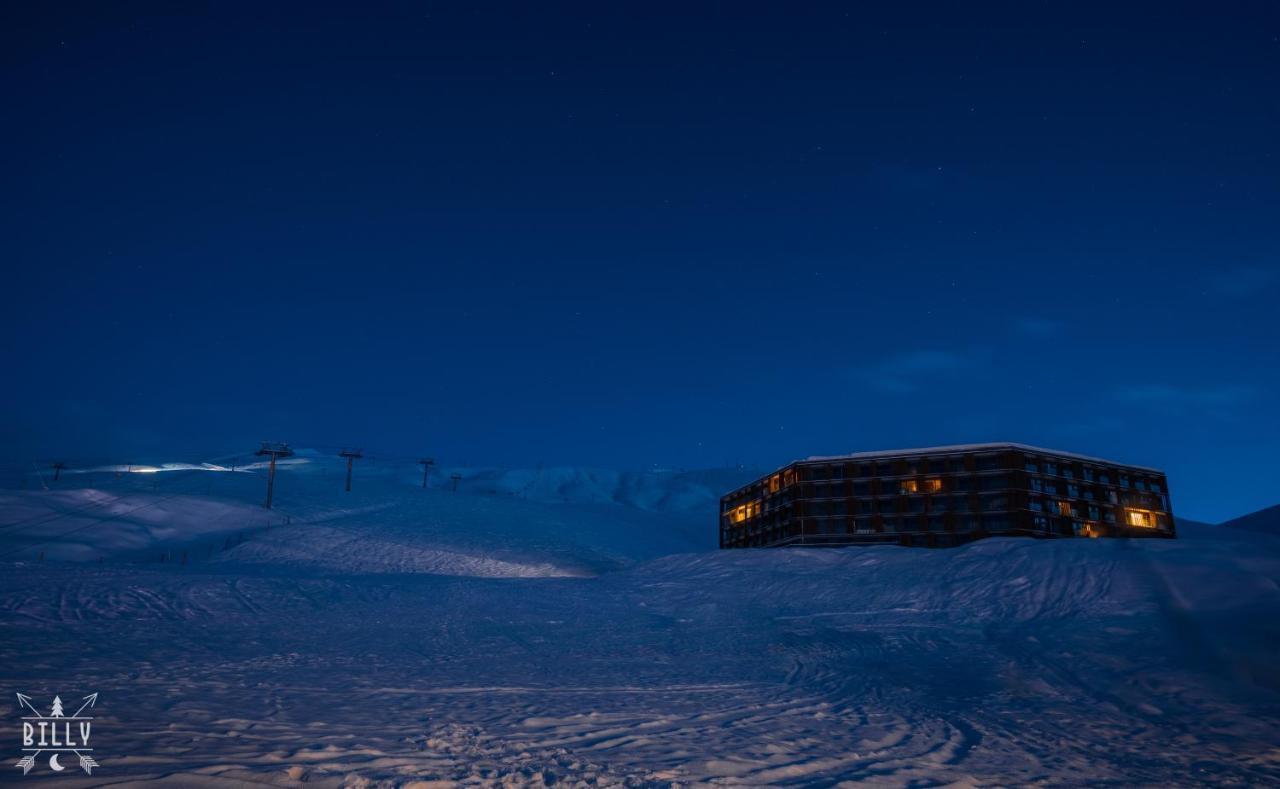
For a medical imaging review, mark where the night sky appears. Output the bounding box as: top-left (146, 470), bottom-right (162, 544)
top-left (3, 3), bottom-right (1278, 522)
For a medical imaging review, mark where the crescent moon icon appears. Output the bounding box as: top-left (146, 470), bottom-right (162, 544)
top-left (49, 753), bottom-right (65, 772)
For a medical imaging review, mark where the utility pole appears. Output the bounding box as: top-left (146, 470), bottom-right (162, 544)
top-left (338, 448), bottom-right (363, 493)
top-left (449, 473), bottom-right (462, 493)
top-left (418, 458), bottom-right (435, 489)
top-left (254, 442), bottom-right (294, 509)
top-left (51, 462), bottom-right (66, 481)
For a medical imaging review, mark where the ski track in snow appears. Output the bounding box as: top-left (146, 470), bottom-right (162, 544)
top-left (2, 463), bottom-right (1280, 786)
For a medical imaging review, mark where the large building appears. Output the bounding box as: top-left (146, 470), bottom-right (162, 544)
top-left (719, 443), bottom-right (1175, 548)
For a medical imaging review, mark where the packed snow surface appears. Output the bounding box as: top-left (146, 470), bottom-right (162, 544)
top-left (2, 454), bottom-right (1279, 786)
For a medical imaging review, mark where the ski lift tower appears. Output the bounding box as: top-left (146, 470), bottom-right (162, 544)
top-left (418, 457), bottom-right (435, 489)
top-left (338, 448), bottom-right (363, 492)
top-left (254, 442), bottom-right (294, 509)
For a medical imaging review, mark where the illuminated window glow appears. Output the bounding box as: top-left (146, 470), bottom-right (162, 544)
top-left (924, 478), bottom-right (942, 493)
top-left (729, 500), bottom-right (762, 524)
top-left (1126, 508), bottom-right (1154, 527)
top-left (900, 479), bottom-right (919, 494)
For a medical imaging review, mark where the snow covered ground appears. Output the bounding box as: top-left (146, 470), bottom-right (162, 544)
top-left (2, 455), bottom-right (1279, 786)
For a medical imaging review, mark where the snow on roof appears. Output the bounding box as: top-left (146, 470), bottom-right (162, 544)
top-left (802, 442), bottom-right (1163, 472)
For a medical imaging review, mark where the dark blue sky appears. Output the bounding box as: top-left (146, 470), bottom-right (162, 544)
top-left (3, 3), bottom-right (1278, 521)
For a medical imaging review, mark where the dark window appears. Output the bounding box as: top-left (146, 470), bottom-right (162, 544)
top-left (981, 476), bottom-right (1008, 491)
top-left (953, 477), bottom-right (973, 491)
top-left (953, 496), bottom-right (971, 511)
top-left (833, 500), bottom-right (847, 516)
top-left (878, 499), bottom-right (896, 514)
top-left (1024, 459), bottom-right (1040, 472)
top-left (929, 460), bottom-right (945, 474)
top-left (977, 455), bottom-right (1001, 471)
top-left (830, 465), bottom-right (845, 480)
top-left (858, 464), bottom-right (872, 477)
top-left (1119, 474), bottom-right (1131, 489)
top-left (1045, 462), bottom-right (1059, 476)
top-left (950, 458), bottom-right (967, 472)
top-left (1067, 484), bottom-right (1079, 498)
top-left (908, 497), bottom-right (926, 513)
top-left (1083, 468), bottom-right (1096, 481)
top-left (859, 500), bottom-right (875, 515)
top-left (984, 495), bottom-right (1009, 511)
top-left (986, 517), bottom-right (1010, 531)
top-left (876, 462), bottom-right (894, 476)
top-left (853, 481), bottom-right (870, 496)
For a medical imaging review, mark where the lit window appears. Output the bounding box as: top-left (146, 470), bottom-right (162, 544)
top-left (1126, 509), bottom-right (1153, 527)
top-left (1056, 500), bottom-right (1072, 516)
top-left (768, 474), bottom-right (780, 494)
top-left (901, 479), bottom-right (919, 494)
top-left (730, 501), bottom-right (762, 524)
top-left (924, 478), bottom-right (942, 493)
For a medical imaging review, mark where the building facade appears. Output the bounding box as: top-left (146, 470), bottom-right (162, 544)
top-left (719, 443), bottom-right (1175, 548)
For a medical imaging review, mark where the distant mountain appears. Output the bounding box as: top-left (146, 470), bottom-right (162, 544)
top-left (1175, 516), bottom-right (1215, 531)
top-left (1219, 503), bottom-right (1280, 537)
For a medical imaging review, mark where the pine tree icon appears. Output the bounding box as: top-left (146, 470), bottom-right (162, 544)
top-left (49, 696), bottom-right (64, 717)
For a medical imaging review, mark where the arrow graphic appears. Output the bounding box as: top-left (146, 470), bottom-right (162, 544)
top-left (14, 752), bottom-right (38, 774)
top-left (14, 693), bottom-right (41, 717)
top-left (71, 693), bottom-right (98, 718)
top-left (73, 750), bottom-right (98, 775)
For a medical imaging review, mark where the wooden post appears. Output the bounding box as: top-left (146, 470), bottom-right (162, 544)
top-left (254, 442), bottom-right (294, 509)
top-left (339, 449), bottom-right (363, 492)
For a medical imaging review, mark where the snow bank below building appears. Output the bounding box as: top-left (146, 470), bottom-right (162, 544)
top-left (2, 528), bottom-right (1279, 785)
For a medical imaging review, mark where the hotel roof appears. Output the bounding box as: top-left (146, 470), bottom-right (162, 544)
top-left (801, 442), bottom-right (1162, 473)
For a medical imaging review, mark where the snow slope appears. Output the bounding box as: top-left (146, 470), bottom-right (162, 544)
top-left (1220, 502), bottom-right (1280, 537)
top-left (2, 456), bottom-right (1280, 786)
top-left (0, 454), bottom-right (758, 576)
